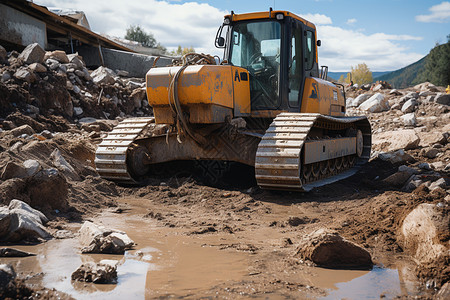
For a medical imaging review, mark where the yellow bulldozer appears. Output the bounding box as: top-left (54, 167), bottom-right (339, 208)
top-left (95, 10), bottom-right (371, 191)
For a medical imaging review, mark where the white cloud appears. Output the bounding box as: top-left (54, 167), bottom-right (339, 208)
top-left (317, 25), bottom-right (424, 71)
top-left (346, 18), bottom-right (357, 25)
top-left (416, 1), bottom-right (450, 23)
top-left (35, 0), bottom-right (228, 55)
top-left (300, 13), bottom-right (332, 25)
top-left (34, 1), bottom-right (424, 71)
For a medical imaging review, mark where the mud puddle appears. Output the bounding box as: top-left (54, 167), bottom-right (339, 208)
top-left (2, 197), bottom-right (424, 299)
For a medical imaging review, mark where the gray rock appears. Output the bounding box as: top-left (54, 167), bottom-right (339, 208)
top-left (345, 97), bottom-right (354, 107)
top-left (45, 58), bottom-right (60, 71)
top-left (67, 53), bottom-right (85, 67)
top-left (0, 248), bottom-right (35, 257)
top-left (383, 171), bottom-right (412, 187)
top-left (79, 221), bottom-right (135, 254)
top-left (294, 228), bottom-right (373, 269)
top-left (116, 70), bottom-right (129, 77)
top-left (8, 199), bottom-right (48, 224)
top-left (44, 50), bottom-right (69, 63)
top-left (0, 162), bottom-right (27, 180)
top-left (18, 43), bottom-right (45, 64)
top-left (435, 94), bottom-right (450, 106)
top-left (353, 94), bottom-right (371, 107)
top-left (401, 99), bottom-right (416, 114)
top-left (418, 162), bottom-right (431, 170)
top-left (0, 264), bottom-right (16, 290)
top-left (71, 261), bottom-right (118, 284)
top-left (358, 93), bottom-right (389, 113)
top-left (405, 91), bottom-right (419, 99)
top-left (1, 71), bottom-right (11, 82)
top-left (402, 175), bottom-right (424, 192)
top-left (14, 68), bottom-right (35, 83)
top-left (9, 125), bottom-right (35, 137)
top-left (389, 89), bottom-right (402, 95)
top-left (424, 148), bottom-right (439, 159)
top-left (401, 113), bottom-right (417, 126)
top-left (23, 159), bottom-right (41, 176)
top-left (28, 62), bottom-right (47, 73)
top-left (398, 165), bottom-right (418, 174)
top-left (91, 66), bottom-right (116, 85)
top-left (378, 149), bottom-right (414, 164)
top-left (50, 148), bottom-right (79, 180)
top-left (74, 107), bottom-right (83, 116)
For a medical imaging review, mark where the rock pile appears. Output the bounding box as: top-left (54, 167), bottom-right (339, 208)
top-left (0, 43), bottom-right (152, 121)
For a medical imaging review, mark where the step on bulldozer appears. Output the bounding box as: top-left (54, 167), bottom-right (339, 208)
top-left (95, 9), bottom-right (371, 191)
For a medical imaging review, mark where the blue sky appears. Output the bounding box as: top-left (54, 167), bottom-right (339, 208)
top-left (36, 0), bottom-right (450, 72)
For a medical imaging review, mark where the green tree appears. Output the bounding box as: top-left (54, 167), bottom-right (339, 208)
top-left (125, 25), bottom-right (166, 52)
top-left (350, 63), bottom-right (373, 86)
top-left (125, 25), bottom-right (156, 47)
top-left (169, 45), bottom-right (195, 56)
top-left (414, 39), bottom-right (450, 86)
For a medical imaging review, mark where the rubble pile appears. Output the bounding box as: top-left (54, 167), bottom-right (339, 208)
top-left (345, 81), bottom-right (450, 194)
top-left (0, 43), bottom-right (152, 121)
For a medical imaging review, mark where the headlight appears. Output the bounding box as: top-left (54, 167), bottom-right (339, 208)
top-left (224, 17), bottom-right (231, 25)
top-left (276, 13), bottom-right (284, 20)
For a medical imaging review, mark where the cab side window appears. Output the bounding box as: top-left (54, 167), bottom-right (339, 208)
top-left (305, 30), bottom-right (315, 70)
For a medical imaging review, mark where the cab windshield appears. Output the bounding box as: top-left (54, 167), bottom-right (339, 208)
top-left (230, 21), bottom-right (281, 110)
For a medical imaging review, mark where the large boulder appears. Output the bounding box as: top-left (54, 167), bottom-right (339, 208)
top-left (71, 260), bottom-right (118, 284)
top-left (351, 94), bottom-right (371, 107)
top-left (9, 124), bottom-right (35, 137)
top-left (372, 129), bottom-right (420, 151)
top-left (400, 203), bottom-right (449, 265)
top-left (358, 93), bottom-right (389, 113)
top-left (79, 221), bottom-right (135, 254)
top-left (0, 199), bottom-right (51, 242)
top-left (294, 228), bottom-right (373, 269)
top-left (18, 43), bottom-right (45, 64)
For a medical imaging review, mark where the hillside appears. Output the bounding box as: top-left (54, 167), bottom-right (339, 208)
top-left (328, 71), bottom-right (389, 81)
top-left (376, 56), bottom-right (427, 89)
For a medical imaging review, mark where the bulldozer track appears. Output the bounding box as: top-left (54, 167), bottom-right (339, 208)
top-left (95, 117), bottom-right (154, 184)
top-left (255, 113), bottom-right (370, 191)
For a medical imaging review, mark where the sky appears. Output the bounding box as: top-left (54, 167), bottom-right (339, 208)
top-left (34, 0), bottom-right (450, 72)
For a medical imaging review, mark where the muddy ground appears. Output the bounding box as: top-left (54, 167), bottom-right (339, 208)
top-left (0, 45), bottom-right (449, 298)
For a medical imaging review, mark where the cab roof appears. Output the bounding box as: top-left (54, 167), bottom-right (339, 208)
top-left (224, 10), bottom-right (316, 30)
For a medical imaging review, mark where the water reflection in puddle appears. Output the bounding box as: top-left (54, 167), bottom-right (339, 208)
top-left (2, 206), bottom-right (424, 299)
top-left (321, 267), bottom-right (404, 299)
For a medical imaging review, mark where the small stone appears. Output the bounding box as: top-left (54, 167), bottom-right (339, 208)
top-left (424, 148), bottom-right (439, 159)
top-left (418, 162), bottom-right (431, 170)
top-left (74, 107), bottom-right (83, 116)
top-left (401, 99), bottom-right (416, 114)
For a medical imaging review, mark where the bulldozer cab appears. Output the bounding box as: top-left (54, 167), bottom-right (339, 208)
top-left (217, 11), bottom-right (320, 113)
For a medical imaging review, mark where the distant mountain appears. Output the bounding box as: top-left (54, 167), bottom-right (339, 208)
top-left (328, 71), bottom-right (390, 81)
top-left (376, 56), bottom-right (427, 89)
